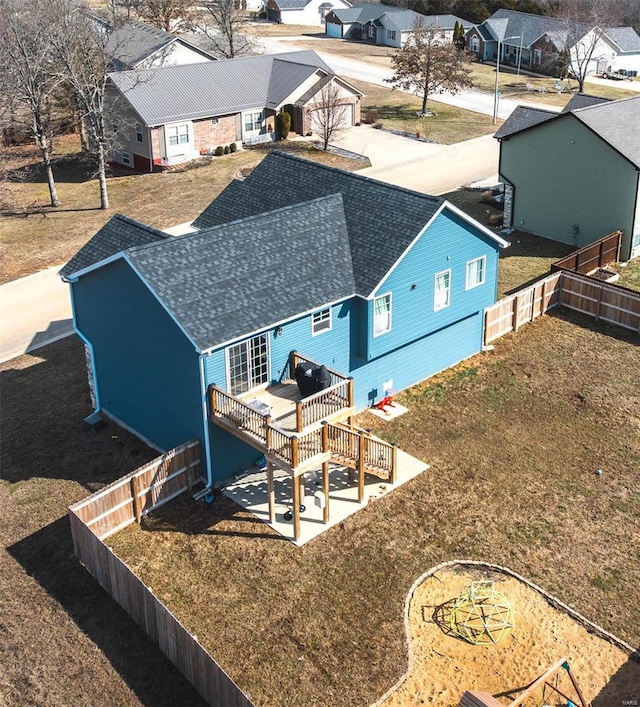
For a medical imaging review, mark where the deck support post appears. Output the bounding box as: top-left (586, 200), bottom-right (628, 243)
top-left (390, 443), bottom-right (398, 485)
top-left (298, 474), bottom-right (305, 508)
top-left (267, 461), bottom-right (275, 523)
top-left (292, 473), bottom-right (301, 541)
top-left (295, 402), bottom-right (303, 433)
top-left (321, 423), bottom-right (329, 523)
top-left (357, 432), bottom-right (365, 503)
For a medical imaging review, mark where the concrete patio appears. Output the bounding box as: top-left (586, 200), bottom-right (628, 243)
top-left (223, 448), bottom-right (429, 545)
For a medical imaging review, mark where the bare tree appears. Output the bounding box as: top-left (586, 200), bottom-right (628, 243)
top-left (48, 1), bottom-right (116, 210)
top-left (0, 0), bottom-right (64, 207)
top-left (385, 20), bottom-right (473, 114)
top-left (309, 80), bottom-right (349, 150)
top-left (551, 0), bottom-right (622, 91)
top-left (139, 0), bottom-right (195, 32)
top-left (196, 0), bottom-right (254, 59)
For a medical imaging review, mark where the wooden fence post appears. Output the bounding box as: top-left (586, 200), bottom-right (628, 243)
top-left (513, 295), bottom-right (520, 332)
top-left (130, 474), bottom-right (141, 524)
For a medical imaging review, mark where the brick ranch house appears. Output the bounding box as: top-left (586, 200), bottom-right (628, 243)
top-left (107, 51), bottom-right (363, 171)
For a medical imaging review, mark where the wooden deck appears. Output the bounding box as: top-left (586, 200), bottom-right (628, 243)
top-left (239, 381), bottom-right (354, 433)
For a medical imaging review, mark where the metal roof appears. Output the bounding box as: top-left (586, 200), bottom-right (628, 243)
top-left (109, 51), bottom-right (333, 126)
top-left (331, 4), bottom-right (470, 31)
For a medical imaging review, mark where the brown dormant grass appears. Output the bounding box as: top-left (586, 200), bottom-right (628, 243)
top-left (107, 310), bottom-right (640, 707)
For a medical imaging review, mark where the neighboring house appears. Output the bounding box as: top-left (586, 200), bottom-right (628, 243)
top-left (106, 20), bottom-right (216, 70)
top-left (59, 152), bottom-right (509, 487)
top-left (466, 9), bottom-right (640, 78)
top-left (107, 51), bottom-right (363, 171)
top-left (265, 0), bottom-right (351, 26)
top-left (326, 4), bottom-right (471, 47)
top-left (495, 93), bottom-right (640, 261)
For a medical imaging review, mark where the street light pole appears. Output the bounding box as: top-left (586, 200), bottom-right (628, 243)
top-left (493, 35), bottom-right (521, 124)
top-left (492, 38), bottom-right (502, 125)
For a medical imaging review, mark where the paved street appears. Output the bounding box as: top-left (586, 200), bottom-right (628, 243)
top-left (1, 37), bottom-right (565, 364)
top-left (0, 265), bottom-right (73, 364)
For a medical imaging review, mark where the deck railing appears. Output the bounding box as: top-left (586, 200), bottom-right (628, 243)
top-left (364, 436), bottom-right (397, 483)
top-left (287, 351), bottom-right (354, 431)
top-left (296, 378), bottom-right (353, 431)
top-left (210, 386), bottom-right (267, 445)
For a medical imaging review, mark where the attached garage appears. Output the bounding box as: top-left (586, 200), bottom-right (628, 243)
top-left (267, 7), bottom-right (281, 22)
top-left (326, 21), bottom-right (342, 38)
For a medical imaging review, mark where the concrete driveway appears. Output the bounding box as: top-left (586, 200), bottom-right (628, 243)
top-left (332, 126), bottom-right (499, 195)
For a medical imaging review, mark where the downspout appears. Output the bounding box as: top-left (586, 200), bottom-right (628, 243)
top-left (199, 353), bottom-right (214, 488)
top-left (68, 282), bottom-right (101, 414)
top-left (629, 169), bottom-right (640, 260)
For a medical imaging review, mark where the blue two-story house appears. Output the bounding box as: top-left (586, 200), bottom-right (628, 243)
top-left (60, 152), bottom-right (508, 499)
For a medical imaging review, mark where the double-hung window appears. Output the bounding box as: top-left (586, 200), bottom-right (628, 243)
top-left (387, 29), bottom-right (396, 41)
top-left (312, 308), bottom-right (332, 335)
top-left (373, 293), bottom-right (392, 336)
top-left (167, 124), bottom-right (189, 146)
top-left (434, 270), bottom-right (451, 310)
top-left (135, 123), bottom-right (143, 142)
top-left (244, 111), bottom-right (263, 133)
top-left (466, 256), bottom-right (486, 290)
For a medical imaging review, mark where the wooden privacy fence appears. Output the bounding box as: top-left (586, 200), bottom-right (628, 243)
top-left (68, 440), bottom-right (255, 707)
top-left (484, 272), bottom-right (562, 344)
top-left (68, 509), bottom-right (254, 707)
top-left (70, 439), bottom-right (201, 540)
top-left (552, 230), bottom-right (621, 274)
top-left (485, 270), bottom-right (640, 345)
top-left (559, 271), bottom-right (640, 332)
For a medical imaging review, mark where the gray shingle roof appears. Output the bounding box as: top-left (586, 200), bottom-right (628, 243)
top-left (483, 9), bottom-right (590, 49)
top-left (604, 26), bottom-right (640, 52)
top-left (572, 94), bottom-right (640, 168)
top-left (106, 21), bottom-right (175, 69)
top-left (108, 51), bottom-right (333, 126)
top-left (331, 4), bottom-right (469, 31)
top-left (193, 151), bottom-right (444, 297)
top-left (561, 93), bottom-right (611, 113)
top-left (496, 94), bottom-right (640, 169)
top-left (494, 106), bottom-right (556, 139)
top-left (273, 0), bottom-right (310, 8)
top-left (127, 194), bottom-right (355, 350)
top-left (59, 214), bottom-right (169, 280)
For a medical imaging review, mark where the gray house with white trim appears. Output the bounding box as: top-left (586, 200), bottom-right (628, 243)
top-left (107, 51), bottom-right (362, 171)
top-left (496, 94), bottom-right (640, 261)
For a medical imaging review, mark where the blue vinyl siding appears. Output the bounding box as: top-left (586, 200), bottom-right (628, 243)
top-left (203, 300), bottom-right (353, 391)
top-left (368, 209), bottom-right (500, 360)
top-left (350, 311), bottom-right (483, 408)
top-left (72, 259), bottom-right (205, 462)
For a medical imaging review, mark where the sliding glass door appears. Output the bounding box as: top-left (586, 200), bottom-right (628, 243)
top-left (227, 334), bottom-right (269, 396)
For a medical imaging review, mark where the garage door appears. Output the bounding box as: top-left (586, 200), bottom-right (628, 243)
top-left (326, 21), bottom-right (342, 38)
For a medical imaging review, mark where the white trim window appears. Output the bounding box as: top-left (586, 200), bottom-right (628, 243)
top-left (121, 151), bottom-right (132, 166)
top-left (387, 29), bottom-right (396, 41)
top-left (167, 123), bottom-right (189, 146)
top-left (226, 334), bottom-right (269, 396)
top-left (368, 25), bottom-right (375, 38)
top-left (135, 123), bottom-right (143, 143)
top-left (243, 110), bottom-right (263, 134)
top-left (470, 36), bottom-right (479, 52)
top-left (373, 293), bottom-right (392, 336)
top-left (465, 256), bottom-right (486, 290)
top-left (533, 48), bottom-right (542, 64)
top-left (434, 270), bottom-right (451, 311)
top-left (312, 308), bottom-right (332, 335)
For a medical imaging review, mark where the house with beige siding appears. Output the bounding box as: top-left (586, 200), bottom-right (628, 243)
top-left (495, 94), bottom-right (640, 261)
top-left (107, 51), bottom-right (362, 171)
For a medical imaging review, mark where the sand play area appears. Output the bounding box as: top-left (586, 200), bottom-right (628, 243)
top-left (381, 564), bottom-right (640, 707)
